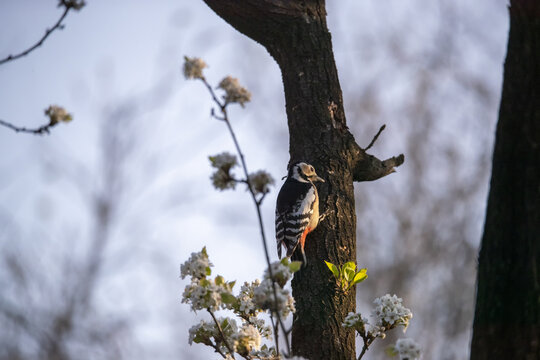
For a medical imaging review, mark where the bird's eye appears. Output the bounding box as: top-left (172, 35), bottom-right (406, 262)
top-left (310, 166), bottom-right (314, 172)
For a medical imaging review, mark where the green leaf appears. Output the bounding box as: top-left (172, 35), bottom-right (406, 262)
top-left (280, 258), bottom-right (289, 266)
top-left (221, 318), bottom-right (230, 328)
top-left (205, 267), bottom-right (211, 276)
top-left (343, 261), bottom-right (357, 272)
top-left (193, 334), bottom-right (205, 344)
top-left (201, 246), bottom-right (208, 256)
top-left (289, 261), bottom-right (302, 273)
top-left (228, 280), bottom-right (236, 289)
top-left (324, 261), bottom-right (340, 278)
top-left (344, 267), bottom-right (356, 282)
top-left (347, 273), bottom-right (367, 291)
top-left (215, 275), bottom-right (224, 285)
top-left (221, 292), bottom-right (237, 304)
top-left (352, 271), bottom-right (368, 285)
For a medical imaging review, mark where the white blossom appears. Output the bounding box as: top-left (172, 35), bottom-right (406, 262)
top-left (211, 169), bottom-right (236, 190)
top-left (247, 316), bottom-right (272, 339)
top-left (182, 281), bottom-right (217, 311)
top-left (237, 280), bottom-right (261, 316)
top-left (263, 260), bottom-right (293, 288)
top-left (183, 56), bottom-right (207, 79)
top-left (188, 320), bottom-right (215, 346)
top-left (395, 338), bottom-right (421, 360)
top-left (367, 323), bottom-right (386, 339)
top-left (343, 295), bottom-right (412, 340)
top-left (248, 170), bottom-right (275, 195)
top-left (342, 312), bottom-right (368, 333)
top-left (180, 248), bottom-right (212, 280)
top-left (182, 278), bottom-right (235, 312)
top-left (233, 324), bottom-right (262, 355)
top-left (44, 105), bottom-right (72, 125)
top-left (182, 247), bottom-right (298, 357)
top-left (371, 294), bottom-right (413, 333)
top-left (209, 152), bottom-right (237, 171)
top-left (218, 76), bottom-right (251, 107)
top-left (209, 152), bottom-right (238, 190)
top-left (253, 279), bottom-right (295, 317)
top-left (250, 345), bottom-right (277, 360)
top-left (188, 317), bottom-right (239, 354)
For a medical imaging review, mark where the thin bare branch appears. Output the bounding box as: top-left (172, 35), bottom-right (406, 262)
top-left (269, 315), bottom-right (280, 356)
top-left (357, 335), bottom-right (375, 360)
top-left (0, 7), bottom-right (71, 65)
top-left (364, 124), bottom-right (386, 151)
top-left (199, 76), bottom-right (292, 355)
top-left (0, 119), bottom-right (56, 135)
top-left (208, 309), bottom-right (236, 359)
top-left (358, 344), bottom-right (368, 360)
top-left (256, 192), bottom-right (267, 206)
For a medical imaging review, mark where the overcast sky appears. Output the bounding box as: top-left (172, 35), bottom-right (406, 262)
top-left (0, 1), bottom-right (508, 359)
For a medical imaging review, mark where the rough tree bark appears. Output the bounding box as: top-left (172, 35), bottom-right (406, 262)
top-left (201, 1), bottom-right (403, 359)
top-left (471, 1), bottom-right (540, 359)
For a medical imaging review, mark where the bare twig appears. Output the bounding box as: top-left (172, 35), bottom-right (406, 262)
top-left (208, 309), bottom-right (236, 359)
top-left (200, 76), bottom-right (292, 355)
top-left (357, 340), bottom-right (371, 359)
top-left (256, 192), bottom-right (267, 206)
top-left (0, 7), bottom-right (71, 65)
top-left (364, 124), bottom-right (386, 151)
top-left (358, 344), bottom-right (369, 360)
top-left (357, 334), bottom-right (375, 360)
top-left (269, 315), bottom-right (280, 356)
top-left (0, 119), bottom-right (56, 135)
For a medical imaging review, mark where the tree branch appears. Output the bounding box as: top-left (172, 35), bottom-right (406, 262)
top-left (0, 6), bottom-right (72, 66)
top-left (202, 0), bottom-right (308, 46)
top-left (353, 150), bottom-right (405, 182)
top-left (199, 76), bottom-right (291, 355)
top-left (208, 309), bottom-right (236, 359)
top-left (0, 119), bottom-right (56, 135)
top-left (357, 334), bottom-right (375, 360)
top-left (352, 124), bottom-right (404, 181)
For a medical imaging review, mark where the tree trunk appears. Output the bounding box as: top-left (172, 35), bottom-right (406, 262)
top-left (201, 1), bottom-right (403, 359)
top-left (471, 2), bottom-right (540, 359)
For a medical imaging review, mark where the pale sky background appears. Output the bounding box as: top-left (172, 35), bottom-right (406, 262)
top-left (0, 1), bottom-right (508, 359)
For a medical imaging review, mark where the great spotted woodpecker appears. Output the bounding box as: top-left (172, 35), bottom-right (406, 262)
top-left (275, 162), bottom-right (324, 265)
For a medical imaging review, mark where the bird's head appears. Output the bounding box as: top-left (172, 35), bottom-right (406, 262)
top-left (288, 162), bottom-right (325, 183)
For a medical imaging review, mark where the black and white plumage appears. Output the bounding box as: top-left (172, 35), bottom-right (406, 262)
top-left (275, 162), bottom-right (324, 265)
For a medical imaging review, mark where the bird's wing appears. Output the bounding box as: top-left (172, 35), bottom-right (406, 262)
top-left (276, 184), bottom-right (316, 258)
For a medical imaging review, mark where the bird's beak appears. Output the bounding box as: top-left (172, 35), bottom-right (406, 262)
top-left (312, 175), bottom-right (325, 182)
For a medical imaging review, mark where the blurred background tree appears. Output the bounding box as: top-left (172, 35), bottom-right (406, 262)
top-left (471, 1), bottom-right (540, 359)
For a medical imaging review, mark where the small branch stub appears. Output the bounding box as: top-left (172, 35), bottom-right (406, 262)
top-left (353, 124), bottom-right (404, 182)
